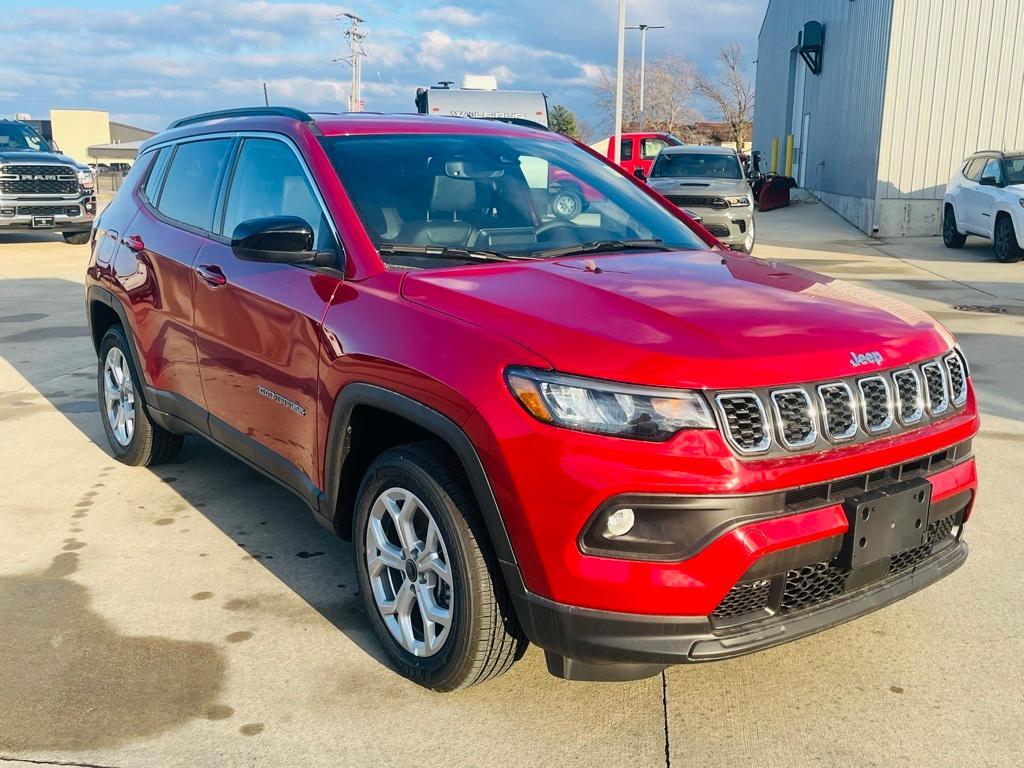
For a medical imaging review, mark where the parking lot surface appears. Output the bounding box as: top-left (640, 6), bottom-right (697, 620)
top-left (1, 200), bottom-right (1022, 767)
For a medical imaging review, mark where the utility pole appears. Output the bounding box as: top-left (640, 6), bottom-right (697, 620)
top-left (338, 11), bottom-right (366, 112)
top-left (626, 23), bottom-right (665, 116)
top-left (613, 0), bottom-right (626, 165)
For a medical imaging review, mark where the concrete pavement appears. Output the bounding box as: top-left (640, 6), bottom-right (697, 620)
top-left (1, 201), bottom-right (1022, 767)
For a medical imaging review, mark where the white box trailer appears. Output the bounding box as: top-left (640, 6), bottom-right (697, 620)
top-left (415, 85), bottom-right (549, 129)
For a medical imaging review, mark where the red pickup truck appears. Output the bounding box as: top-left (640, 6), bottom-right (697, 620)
top-left (591, 132), bottom-right (683, 177)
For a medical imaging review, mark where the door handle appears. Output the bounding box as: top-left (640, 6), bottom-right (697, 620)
top-left (195, 264), bottom-right (227, 287)
top-left (121, 234), bottom-right (145, 252)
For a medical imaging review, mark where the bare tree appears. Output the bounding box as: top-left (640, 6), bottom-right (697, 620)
top-left (695, 43), bottom-right (755, 150)
top-left (595, 55), bottom-right (702, 137)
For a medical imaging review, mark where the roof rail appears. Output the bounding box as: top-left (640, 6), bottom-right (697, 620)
top-left (166, 107), bottom-right (317, 130)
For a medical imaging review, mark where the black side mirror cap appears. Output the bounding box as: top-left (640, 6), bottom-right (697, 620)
top-left (231, 215), bottom-right (324, 264)
top-left (633, 168), bottom-right (647, 180)
top-left (980, 176), bottom-right (1000, 187)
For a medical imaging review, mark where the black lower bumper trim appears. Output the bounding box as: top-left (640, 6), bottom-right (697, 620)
top-left (504, 541), bottom-right (967, 679)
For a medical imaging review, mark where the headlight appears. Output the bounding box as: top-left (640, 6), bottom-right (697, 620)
top-left (77, 169), bottom-right (94, 190)
top-left (505, 367), bottom-right (714, 441)
top-left (726, 196), bottom-right (750, 207)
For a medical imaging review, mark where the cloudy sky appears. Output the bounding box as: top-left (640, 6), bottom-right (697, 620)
top-left (1, 0), bottom-right (766, 133)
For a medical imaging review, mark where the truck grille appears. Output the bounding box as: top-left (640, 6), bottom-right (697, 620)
top-left (711, 354), bottom-right (968, 457)
top-left (0, 164), bottom-right (79, 195)
top-left (712, 510), bottom-right (962, 624)
top-left (664, 194), bottom-right (729, 210)
top-left (17, 205), bottom-right (79, 216)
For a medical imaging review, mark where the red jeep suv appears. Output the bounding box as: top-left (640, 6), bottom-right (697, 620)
top-left (85, 108), bottom-right (979, 690)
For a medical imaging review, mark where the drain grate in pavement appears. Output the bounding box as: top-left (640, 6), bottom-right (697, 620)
top-left (953, 305), bottom-right (1009, 314)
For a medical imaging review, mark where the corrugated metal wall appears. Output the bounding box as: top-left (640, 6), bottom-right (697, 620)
top-left (754, 0), bottom-right (895, 232)
top-left (875, 0), bottom-right (1024, 235)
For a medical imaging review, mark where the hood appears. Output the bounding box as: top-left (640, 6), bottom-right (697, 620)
top-left (401, 250), bottom-right (954, 390)
top-left (0, 149), bottom-right (80, 167)
top-left (647, 176), bottom-right (750, 197)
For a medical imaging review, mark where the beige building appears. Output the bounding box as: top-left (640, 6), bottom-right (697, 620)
top-left (46, 109), bottom-right (155, 166)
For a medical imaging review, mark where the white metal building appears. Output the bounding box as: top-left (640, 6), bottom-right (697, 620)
top-left (754, 0), bottom-right (1024, 236)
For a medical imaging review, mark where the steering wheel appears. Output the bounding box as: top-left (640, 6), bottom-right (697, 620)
top-left (536, 219), bottom-right (578, 238)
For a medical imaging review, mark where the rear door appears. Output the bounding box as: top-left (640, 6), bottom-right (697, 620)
top-left (959, 157), bottom-right (988, 232)
top-left (114, 137), bottom-right (234, 414)
top-left (191, 135), bottom-right (343, 492)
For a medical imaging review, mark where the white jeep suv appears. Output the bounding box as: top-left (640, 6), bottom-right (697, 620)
top-left (943, 151), bottom-right (1024, 262)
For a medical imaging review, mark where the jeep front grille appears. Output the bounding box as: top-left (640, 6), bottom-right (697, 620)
top-left (710, 354), bottom-right (968, 457)
top-left (0, 164), bottom-right (79, 195)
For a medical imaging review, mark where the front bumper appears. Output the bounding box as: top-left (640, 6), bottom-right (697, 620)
top-left (682, 206), bottom-right (753, 249)
top-left (0, 193), bottom-right (96, 232)
top-left (510, 538), bottom-right (967, 680)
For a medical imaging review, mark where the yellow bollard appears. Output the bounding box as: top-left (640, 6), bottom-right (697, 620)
top-left (784, 134), bottom-right (794, 178)
top-left (770, 137), bottom-right (779, 174)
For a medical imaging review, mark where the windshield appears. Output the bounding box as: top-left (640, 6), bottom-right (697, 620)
top-left (1005, 155), bottom-right (1024, 185)
top-left (321, 133), bottom-right (708, 267)
top-left (0, 122), bottom-right (52, 153)
top-left (651, 152), bottom-right (742, 180)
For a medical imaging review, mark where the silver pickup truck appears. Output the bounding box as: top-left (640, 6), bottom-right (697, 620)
top-left (0, 119), bottom-right (96, 244)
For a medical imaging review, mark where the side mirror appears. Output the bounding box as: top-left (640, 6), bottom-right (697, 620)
top-left (633, 168), bottom-right (647, 181)
top-left (980, 175), bottom-right (1000, 187)
top-left (231, 216), bottom-right (329, 265)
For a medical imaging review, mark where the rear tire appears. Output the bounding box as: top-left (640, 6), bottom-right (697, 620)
top-left (97, 325), bottom-right (184, 466)
top-left (353, 441), bottom-right (526, 691)
top-left (62, 231), bottom-right (90, 245)
top-left (942, 206), bottom-right (966, 249)
top-left (993, 215), bottom-right (1022, 263)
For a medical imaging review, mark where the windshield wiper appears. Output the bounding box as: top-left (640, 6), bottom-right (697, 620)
top-left (530, 239), bottom-right (672, 259)
top-left (378, 243), bottom-right (519, 263)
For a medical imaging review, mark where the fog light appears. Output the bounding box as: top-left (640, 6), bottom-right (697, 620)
top-left (605, 508), bottom-right (635, 538)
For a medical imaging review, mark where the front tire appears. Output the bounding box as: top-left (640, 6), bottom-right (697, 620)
top-left (943, 206), bottom-right (967, 249)
top-left (354, 441), bottom-right (526, 691)
top-left (62, 231), bottom-right (91, 245)
top-left (993, 215), bottom-right (1022, 263)
top-left (97, 325), bottom-right (183, 466)
top-left (551, 188), bottom-right (583, 221)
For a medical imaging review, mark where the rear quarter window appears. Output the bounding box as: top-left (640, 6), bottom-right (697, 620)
top-left (156, 138), bottom-right (233, 231)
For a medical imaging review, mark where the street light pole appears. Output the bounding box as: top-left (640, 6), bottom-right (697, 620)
top-left (613, 0), bottom-right (626, 165)
top-left (626, 23), bottom-right (665, 116)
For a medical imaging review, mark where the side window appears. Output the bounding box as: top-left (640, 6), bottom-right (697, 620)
top-left (963, 158), bottom-right (986, 181)
top-left (620, 138), bottom-right (634, 161)
top-left (157, 139), bottom-right (233, 230)
top-left (142, 147), bottom-right (170, 203)
top-left (981, 158), bottom-right (1004, 185)
top-left (642, 138), bottom-right (669, 160)
top-left (222, 138), bottom-right (330, 248)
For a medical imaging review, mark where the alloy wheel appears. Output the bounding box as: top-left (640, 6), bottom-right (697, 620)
top-left (103, 346), bottom-right (135, 447)
top-left (364, 487), bottom-right (454, 657)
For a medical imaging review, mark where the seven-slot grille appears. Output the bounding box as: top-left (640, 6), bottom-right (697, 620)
top-left (0, 164), bottom-right (79, 195)
top-left (713, 353), bottom-right (967, 456)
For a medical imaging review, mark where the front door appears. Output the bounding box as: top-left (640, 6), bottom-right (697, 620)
top-left (192, 136), bottom-right (343, 490)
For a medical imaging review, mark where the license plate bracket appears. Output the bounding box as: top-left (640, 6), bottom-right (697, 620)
top-left (840, 478), bottom-right (932, 569)
top-left (31, 216), bottom-right (55, 228)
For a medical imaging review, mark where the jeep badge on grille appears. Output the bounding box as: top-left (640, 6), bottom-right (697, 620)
top-left (849, 350), bottom-right (883, 367)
